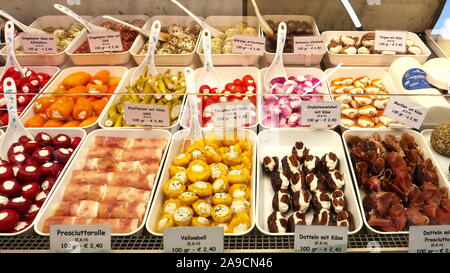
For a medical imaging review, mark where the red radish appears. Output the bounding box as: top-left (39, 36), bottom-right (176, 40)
top-left (41, 177), bottom-right (56, 191)
top-left (25, 204), bottom-right (40, 221)
top-left (32, 147), bottom-right (54, 164)
top-left (0, 165), bottom-right (14, 182)
top-left (70, 137), bottom-right (81, 149)
top-left (0, 209), bottom-right (20, 232)
top-left (23, 141), bottom-right (41, 154)
top-left (17, 165), bottom-right (42, 183)
top-left (34, 132), bottom-right (52, 146)
top-left (12, 221), bottom-right (30, 232)
top-left (35, 191), bottom-right (48, 206)
top-left (53, 148), bottom-right (72, 164)
top-left (53, 134), bottom-right (71, 149)
top-left (0, 179), bottom-right (21, 197)
top-left (8, 152), bottom-right (27, 165)
top-left (7, 196), bottom-right (32, 214)
top-left (21, 182), bottom-right (40, 199)
top-left (40, 162), bottom-right (61, 177)
top-left (18, 136), bottom-right (32, 145)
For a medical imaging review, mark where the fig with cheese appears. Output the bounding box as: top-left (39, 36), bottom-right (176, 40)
top-left (0, 179), bottom-right (21, 197)
top-left (0, 209), bottom-right (20, 232)
top-left (21, 182), bottom-right (41, 199)
top-left (17, 165), bottom-right (42, 183)
top-left (52, 134), bottom-right (71, 149)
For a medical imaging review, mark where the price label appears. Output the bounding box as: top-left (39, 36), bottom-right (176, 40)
top-left (164, 227), bottom-right (224, 253)
top-left (295, 225), bottom-right (347, 253)
top-left (409, 225), bottom-right (450, 253)
top-left (211, 101), bottom-right (253, 127)
top-left (384, 96), bottom-right (428, 129)
top-left (21, 33), bottom-right (57, 54)
top-left (87, 31), bottom-right (123, 53)
top-left (300, 101), bottom-right (340, 126)
top-left (374, 30), bottom-right (407, 52)
top-left (124, 102), bottom-right (170, 127)
top-left (50, 225), bottom-right (111, 253)
top-left (232, 35), bottom-right (265, 55)
top-left (293, 36), bottom-right (325, 55)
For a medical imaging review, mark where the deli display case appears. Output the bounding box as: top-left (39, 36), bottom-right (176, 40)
top-left (0, 0), bottom-right (449, 254)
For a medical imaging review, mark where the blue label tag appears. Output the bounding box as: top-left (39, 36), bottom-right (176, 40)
top-left (402, 68), bottom-right (433, 90)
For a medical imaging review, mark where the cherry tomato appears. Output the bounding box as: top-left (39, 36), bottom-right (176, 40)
top-left (224, 83), bottom-right (233, 90)
top-left (233, 79), bottom-right (242, 87)
top-left (199, 85), bottom-right (211, 94)
top-left (242, 75), bottom-right (255, 87)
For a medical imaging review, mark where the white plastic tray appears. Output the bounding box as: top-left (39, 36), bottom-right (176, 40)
top-left (0, 16), bottom-right (93, 66)
top-left (421, 129), bottom-right (450, 184)
top-left (197, 16), bottom-right (260, 66)
top-left (0, 128), bottom-right (86, 236)
top-left (146, 128), bottom-right (257, 236)
top-left (0, 65), bottom-right (61, 130)
top-left (259, 67), bottom-right (333, 130)
top-left (180, 66), bottom-right (260, 131)
top-left (256, 128), bottom-right (363, 235)
top-left (262, 15), bottom-right (323, 66)
top-left (34, 128), bottom-right (172, 236)
top-left (342, 129), bottom-right (450, 235)
top-left (20, 66), bottom-right (128, 133)
top-left (425, 29), bottom-right (449, 59)
top-left (98, 66), bottom-right (187, 134)
top-left (324, 66), bottom-right (410, 130)
top-left (323, 31), bottom-right (431, 66)
top-left (130, 16), bottom-right (202, 66)
top-left (66, 15), bottom-right (149, 65)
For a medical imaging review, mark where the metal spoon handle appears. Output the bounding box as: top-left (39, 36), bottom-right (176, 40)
top-left (54, 4), bottom-right (96, 32)
top-left (274, 22), bottom-right (286, 65)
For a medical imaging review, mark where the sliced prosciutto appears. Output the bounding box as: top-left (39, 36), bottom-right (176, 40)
top-left (84, 158), bottom-right (160, 174)
top-left (54, 200), bottom-right (147, 220)
top-left (86, 147), bottom-right (163, 162)
top-left (63, 184), bottom-right (151, 204)
top-left (94, 136), bottom-right (167, 150)
top-left (70, 170), bottom-right (155, 191)
top-left (42, 216), bottom-right (140, 234)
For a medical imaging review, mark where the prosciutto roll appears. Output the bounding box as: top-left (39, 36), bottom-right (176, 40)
top-left (83, 158), bottom-right (160, 174)
top-left (70, 170), bottom-right (155, 190)
top-left (63, 183), bottom-right (151, 203)
top-left (42, 216), bottom-right (140, 234)
top-left (95, 136), bottom-right (167, 150)
top-left (54, 200), bottom-right (147, 220)
top-left (86, 147), bottom-right (163, 162)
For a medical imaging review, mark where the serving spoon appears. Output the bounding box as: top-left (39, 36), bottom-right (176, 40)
top-left (249, 0), bottom-right (273, 37)
top-left (0, 10), bottom-right (46, 34)
top-left (102, 15), bottom-right (169, 42)
top-left (182, 67), bottom-right (203, 151)
top-left (54, 4), bottom-right (107, 33)
top-left (263, 22), bottom-right (287, 91)
top-left (197, 29), bottom-right (222, 90)
top-left (0, 22), bottom-right (25, 81)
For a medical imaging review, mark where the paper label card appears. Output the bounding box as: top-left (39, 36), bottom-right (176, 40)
top-left (384, 96), bottom-right (428, 129)
top-left (232, 35), bottom-right (265, 55)
top-left (295, 225), bottom-right (348, 253)
top-left (211, 101), bottom-right (253, 127)
top-left (50, 225), bottom-right (111, 253)
top-left (293, 36), bottom-right (325, 55)
top-left (124, 102), bottom-right (170, 127)
top-left (87, 31), bottom-right (123, 53)
top-left (21, 33), bottom-right (57, 54)
top-left (300, 101), bottom-right (340, 126)
top-left (163, 227), bottom-right (224, 253)
top-left (374, 30), bottom-right (407, 52)
top-left (409, 225), bottom-right (450, 253)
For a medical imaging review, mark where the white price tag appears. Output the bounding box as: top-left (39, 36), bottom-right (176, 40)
top-left (295, 225), bottom-right (347, 253)
top-left (409, 225), bottom-right (450, 253)
top-left (211, 101), bottom-right (252, 127)
top-left (374, 30), bottom-right (407, 52)
top-left (50, 225), bottom-right (111, 253)
top-left (300, 101), bottom-right (340, 126)
top-left (164, 227), bottom-right (224, 253)
top-left (87, 31), bottom-right (123, 53)
top-left (21, 33), bottom-right (57, 54)
top-left (384, 97), bottom-right (428, 129)
top-left (293, 36), bottom-right (325, 55)
top-left (124, 102), bottom-right (170, 127)
top-left (232, 35), bottom-right (265, 55)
